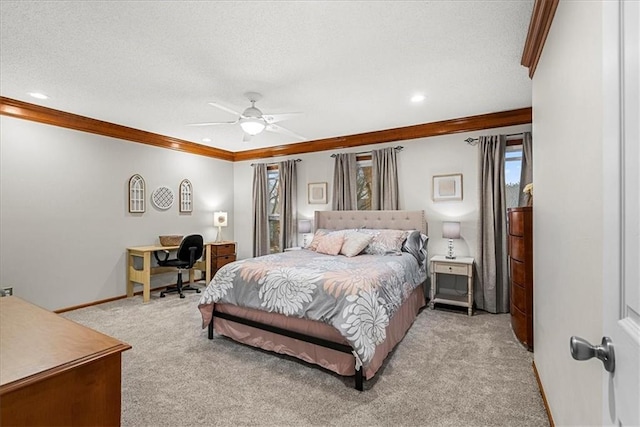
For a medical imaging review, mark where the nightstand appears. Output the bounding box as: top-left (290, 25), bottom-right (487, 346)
top-left (205, 242), bottom-right (236, 283)
top-left (429, 255), bottom-right (475, 316)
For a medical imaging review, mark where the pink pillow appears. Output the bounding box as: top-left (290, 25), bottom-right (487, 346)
top-left (307, 229), bottom-right (330, 251)
top-left (315, 232), bottom-right (345, 256)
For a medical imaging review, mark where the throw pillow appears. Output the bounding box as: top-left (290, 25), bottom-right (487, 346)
top-left (340, 231), bottom-right (374, 257)
top-left (315, 231), bottom-right (345, 256)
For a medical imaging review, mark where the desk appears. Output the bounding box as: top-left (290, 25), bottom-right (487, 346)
top-left (1, 296), bottom-right (131, 426)
top-left (127, 242), bottom-right (219, 303)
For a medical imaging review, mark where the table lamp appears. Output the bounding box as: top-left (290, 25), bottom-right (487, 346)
top-left (214, 211), bottom-right (228, 242)
top-left (442, 221), bottom-right (461, 259)
top-left (298, 219), bottom-right (312, 247)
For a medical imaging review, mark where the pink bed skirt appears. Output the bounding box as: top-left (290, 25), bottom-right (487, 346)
top-left (202, 286), bottom-right (425, 379)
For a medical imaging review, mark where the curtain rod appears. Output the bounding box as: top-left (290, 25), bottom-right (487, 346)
top-left (464, 133), bottom-right (524, 146)
top-left (251, 158), bottom-right (301, 167)
top-left (330, 145), bottom-right (404, 158)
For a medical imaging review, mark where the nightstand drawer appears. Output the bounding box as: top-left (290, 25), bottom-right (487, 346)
top-left (214, 255), bottom-right (236, 269)
top-left (434, 263), bottom-right (468, 275)
top-left (212, 243), bottom-right (235, 256)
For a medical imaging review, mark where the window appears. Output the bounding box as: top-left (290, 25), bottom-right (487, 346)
top-left (267, 167), bottom-right (281, 253)
top-left (505, 143), bottom-right (523, 209)
top-left (356, 156), bottom-right (372, 210)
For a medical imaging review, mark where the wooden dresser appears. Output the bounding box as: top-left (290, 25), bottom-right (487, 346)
top-left (210, 241), bottom-right (236, 274)
top-left (0, 296), bottom-right (131, 426)
top-left (508, 206), bottom-right (534, 351)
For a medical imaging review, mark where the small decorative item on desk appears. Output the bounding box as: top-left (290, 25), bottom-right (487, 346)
top-left (159, 235), bottom-right (183, 246)
top-left (523, 183), bottom-right (533, 206)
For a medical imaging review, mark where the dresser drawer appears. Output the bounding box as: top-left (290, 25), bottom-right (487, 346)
top-left (510, 303), bottom-right (529, 346)
top-left (434, 262), bottom-right (468, 276)
top-left (509, 236), bottom-right (526, 262)
top-left (509, 211), bottom-right (526, 236)
top-left (510, 258), bottom-right (526, 286)
top-left (212, 243), bottom-right (235, 256)
top-left (511, 281), bottom-right (527, 313)
top-left (214, 254), bottom-right (236, 269)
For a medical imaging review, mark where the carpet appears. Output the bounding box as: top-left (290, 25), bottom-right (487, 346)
top-left (63, 288), bottom-right (548, 426)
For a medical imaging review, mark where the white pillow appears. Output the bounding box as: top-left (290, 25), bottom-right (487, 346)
top-left (340, 231), bottom-right (374, 257)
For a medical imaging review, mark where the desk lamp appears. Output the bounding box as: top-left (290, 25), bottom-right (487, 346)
top-left (442, 221), bottom-right (461, 259)
top-left (214, 211), bottom-right (228, 242)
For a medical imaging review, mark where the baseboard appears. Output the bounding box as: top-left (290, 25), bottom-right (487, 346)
top-left (54, 282), bottom-right (204, 314)
top-left (532, 360), bottom-right (555, 427)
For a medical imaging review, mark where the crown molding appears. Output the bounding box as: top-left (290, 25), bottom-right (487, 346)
top-left (0, 97), bottom-right (235, 161)
top-left (1, 97), bottom-right (531, 163)
top-left (233, 107), bottom-right (532, 162)
top-left (521, 0), bottom-right (559, 79)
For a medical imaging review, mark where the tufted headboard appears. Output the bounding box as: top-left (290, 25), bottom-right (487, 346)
top-left (314, 210), bottom-right (427, 235)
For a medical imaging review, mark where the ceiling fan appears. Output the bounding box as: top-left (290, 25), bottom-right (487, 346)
top-left (188, 92), bottom-right (305, 142)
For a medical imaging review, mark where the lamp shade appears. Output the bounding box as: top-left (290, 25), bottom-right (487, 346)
top-left (239, 117), bottom-right (266, 136)
top-left (214, 211), bottom-right (228, 227)
top-left (298, 219), bottom-right (312, 234)
top-left (442, 221), bottom-right (461, 239)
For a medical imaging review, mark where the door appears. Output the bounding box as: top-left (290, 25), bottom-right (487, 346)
top-left (602, 1), bottom-right (640, 425)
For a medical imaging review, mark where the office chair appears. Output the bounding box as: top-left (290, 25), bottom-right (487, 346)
top-left (155, 234), bottom-right (204, 299)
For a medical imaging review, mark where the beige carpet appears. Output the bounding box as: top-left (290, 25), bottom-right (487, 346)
top-left (63, 287), bottom-right (549, 427)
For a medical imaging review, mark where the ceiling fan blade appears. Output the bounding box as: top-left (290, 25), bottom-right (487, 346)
top-left (208, 102), bottom-right (242, 116)
top-left (262, 112), bottom-right (303, 124)
top-left (186, 120), bottom-right (238, 127)
top-left (266, 124), bottom-right (307, 140)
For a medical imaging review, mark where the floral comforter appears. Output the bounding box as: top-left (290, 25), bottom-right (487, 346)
top-left (198, 249), bottom-right (426, 368)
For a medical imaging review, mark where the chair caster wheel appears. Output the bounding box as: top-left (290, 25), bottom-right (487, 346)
top-left (196, 289), bottom-right (201, 293)
top-left (160, 293), bottom-right (165, 298)
top-left (180, 294), bottom-right (185, 299)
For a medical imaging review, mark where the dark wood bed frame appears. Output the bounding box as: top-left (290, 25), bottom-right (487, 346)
top-left (207, 210), bottom-right (427, 391)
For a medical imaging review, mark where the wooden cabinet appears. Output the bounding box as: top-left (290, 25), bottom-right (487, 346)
top-left (508, 206), bottom-right (533, 351)
top-left (211, 242), bottom-right (236, 273)
top-left (0, 296), bottom-right (131, 426)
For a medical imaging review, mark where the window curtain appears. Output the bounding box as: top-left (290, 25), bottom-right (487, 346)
top-left (252, 163), bottom-right (269, 257)
top-left (518, 131), bottom-right (533, 206)
top-left (279, 159), bottom-right (297, 251)
top-left (476, 135), bottom-right (509, 313)
top-left (331, 152), bottom-right (357, 210)
top-left (371, 147), bottom-right (399, 210)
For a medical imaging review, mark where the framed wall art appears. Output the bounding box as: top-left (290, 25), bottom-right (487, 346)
top-left (308, 182), bottom-right (328, 204)
top-left (433, 174), bottom-right (463, 202)
top-left (179, 179), bottom-right (193, 213)
top-left (128, 174), bottom-right (146, 213)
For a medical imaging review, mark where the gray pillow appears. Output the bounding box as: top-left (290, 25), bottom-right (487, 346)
top-left (402, 230), bottom-right (429, 267)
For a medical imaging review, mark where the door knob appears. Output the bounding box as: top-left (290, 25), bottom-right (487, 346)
top-left (570, 336), bottom-right (615, 373)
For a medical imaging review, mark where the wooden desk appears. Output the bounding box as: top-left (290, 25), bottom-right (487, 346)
top-left (0, 296), bottom-right (131, 426)
top-left (126, 241), bottom-right (226, 303)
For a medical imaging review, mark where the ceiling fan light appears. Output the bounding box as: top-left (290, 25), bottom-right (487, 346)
top-left (240, 117), bottom-right (266, 135)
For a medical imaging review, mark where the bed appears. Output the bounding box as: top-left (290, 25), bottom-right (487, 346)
top-left (198, 210), bottom-right (429, 390)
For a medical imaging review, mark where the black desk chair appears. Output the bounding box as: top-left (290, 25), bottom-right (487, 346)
top-left (154, 234), bottom-right (204, 299)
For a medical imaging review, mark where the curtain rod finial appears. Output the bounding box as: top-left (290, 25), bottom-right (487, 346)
top-left (465, 137), bottom-right (478, 146)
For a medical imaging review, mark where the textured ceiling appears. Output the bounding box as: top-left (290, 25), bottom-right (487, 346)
top-left (0, 1), bottom-right (534, 152)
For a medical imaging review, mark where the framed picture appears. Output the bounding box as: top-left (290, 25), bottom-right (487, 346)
top-left (433, 174), bottom-right (463, 202)
top-left (308, 182), bottom-right (328, 204)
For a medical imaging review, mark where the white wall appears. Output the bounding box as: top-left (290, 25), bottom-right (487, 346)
top-left (0, 116), bottom-right (234, 310)
top-left (532, 2), bottom-right (604, 425)
top-left (232, 124), bottom-right (531, 264)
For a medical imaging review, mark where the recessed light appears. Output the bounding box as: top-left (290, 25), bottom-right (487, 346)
top-left (28, 92), bottom-right (49, 100)
top-left (411, 94), bottom-right (425, 103)
top-left (202, 138), bottom-right (212, 143)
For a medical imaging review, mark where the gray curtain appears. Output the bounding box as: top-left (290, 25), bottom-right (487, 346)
top-left (331, 153), bottom-right (357, 210)
top-left (279, 159), bottom-right (297, 251)
top-left (371, 147), bottom-right (399, 210)
top-left (252, 163), bottom-right (269, 257)
top-left (476, 135), bottom-right (509, 313)
top-left (518, 131), bottom-right (533, 206)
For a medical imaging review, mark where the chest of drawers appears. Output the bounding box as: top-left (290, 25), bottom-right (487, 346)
top-left (210, 242), bottom-right (236, 271)
top-left (508, 207), bottom-right (533, 351)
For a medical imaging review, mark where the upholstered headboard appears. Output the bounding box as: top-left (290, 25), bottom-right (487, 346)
top-left (314, 210), bottom-right (427, 235)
